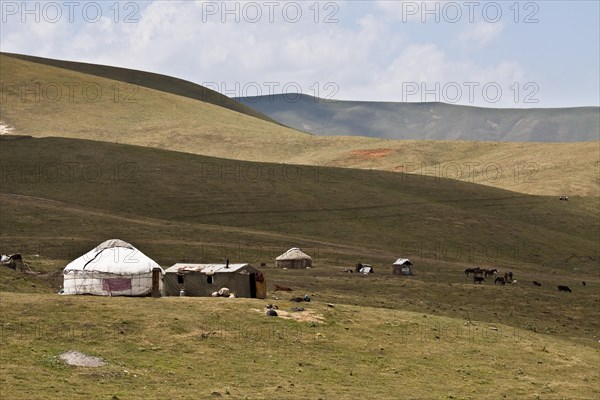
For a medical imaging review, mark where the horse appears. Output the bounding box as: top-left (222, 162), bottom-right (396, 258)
top-left (473, 276), bottom-right (485, 284)
top-left (495, 277), bottom-right (506, 285)
top-left (558, 285), bottom-right (572, 292)
top-left (465, 267), bottom-right (482, 276)
top-left (484, 269), bottom-right (497, 277)
top-left (533, 281), bottom-right (542, 286)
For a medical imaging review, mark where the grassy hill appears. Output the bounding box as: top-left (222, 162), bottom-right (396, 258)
top-left (1, 136), bottom-right (598, 334)
top-left (0, 136), bottom-right (598, 399)
top-left (2, 52), bottom-right (279, 124)
top-left (1, 54), bottom-right (598, 196)
top-left (235, 93), bottom-right (600, 142)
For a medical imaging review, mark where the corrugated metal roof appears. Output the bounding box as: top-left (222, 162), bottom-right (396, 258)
top-left (165, 263), bottom-right (251, 274)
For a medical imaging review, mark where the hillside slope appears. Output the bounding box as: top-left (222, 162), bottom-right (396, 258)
top-left (2, 52), bottom-right (279, 124)
top-left (235, 94), bottom-right (600, 142)
top-left (1, 136), bottom-right (596, 271)
top-left (0, 136), bottom-right (598, 353)
top-left (1, 54), bottom-right (598, 196)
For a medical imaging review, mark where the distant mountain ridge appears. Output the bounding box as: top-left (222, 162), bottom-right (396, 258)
top-left (234, 94), bottom-right (600, 142)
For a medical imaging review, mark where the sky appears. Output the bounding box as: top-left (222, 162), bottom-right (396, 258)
top-left (1, 0), bottom-right (599, 108)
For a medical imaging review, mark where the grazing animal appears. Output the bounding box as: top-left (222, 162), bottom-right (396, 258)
top-left (557, 285), bottom-right (572, 292)
top-left (484, 269), bottom-right (498, 277)
top-left (473, 276), bottom-right (485, 284)
top-left (533, 281), bottom-right (542, 286)
top-left (495, 277), bottom-right (506, 285)
top-left (582, 281), bottom-right (586, 286)
top-left (273, 284), bottom-right (293, 292)
top-left (465, 267), bottom-right (483, 276)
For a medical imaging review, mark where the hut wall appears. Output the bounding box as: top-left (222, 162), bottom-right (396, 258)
top-left (276, 259), bottom-right (312, 269)
top-left (164, 267), bottom-right (266, 298)
top-left (392, 265), bottom-right (412, 275)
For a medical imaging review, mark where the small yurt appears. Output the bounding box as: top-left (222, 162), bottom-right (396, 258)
top-left (392, 258), bottom-right (413, 275)
top-left (62, 239), bottom-right (163, 296)
top-left (275, 248), bottom-right (312, 269)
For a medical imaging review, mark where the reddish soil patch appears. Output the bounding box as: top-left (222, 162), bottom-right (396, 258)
top-left (350, 148), bottom-right (393, 159)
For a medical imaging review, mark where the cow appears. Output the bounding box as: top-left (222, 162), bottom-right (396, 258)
top-left (558, 285), bottom-right (572, 292)
top-left (533, 281), bottom-right (542, 286)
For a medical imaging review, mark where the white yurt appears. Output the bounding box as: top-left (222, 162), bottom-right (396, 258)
top-left (63, 239), bottom-right (163, 296)
top-left (275, 248), bottom-right (312, 269)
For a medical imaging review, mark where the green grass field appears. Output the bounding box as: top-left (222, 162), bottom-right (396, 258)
top-left (0, 54), bottom-right (598, 399)
top-left (1, 293), bottom-right (598, 400)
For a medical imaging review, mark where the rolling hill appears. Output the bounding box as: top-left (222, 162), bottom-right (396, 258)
top-left (2, 52), bottom-right (279, 124)
top-left (1, 48), bottom-right (599, 399)
top-left (1, 136), bottom-right (597, 271)
top-left (1, 135), bottom-right (598, 294)
top-left (1, 53), bottom-right (598, 196)
top-left (234, 93), bottom-right (600, 142)
top-left (0, 136), bottom-right (598, 400)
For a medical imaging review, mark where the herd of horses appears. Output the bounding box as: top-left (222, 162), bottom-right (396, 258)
top-left (464, 267), bottom-right (580, 292)
top-left (464, 267), bottom-right (514, 285)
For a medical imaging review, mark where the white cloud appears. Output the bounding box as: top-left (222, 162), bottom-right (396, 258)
top-left (459, 21), bottom-right (504, 47)
top-left (0, 1), bottom-right (569, 107)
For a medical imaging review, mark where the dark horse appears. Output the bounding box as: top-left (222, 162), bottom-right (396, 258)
top-left (495, 277), bottom-right (506, 285)
top-left (484, 269), bottom-right (498, 277)
top-left (465, 267), bottom-right (483, 276)
top-left (473, 276), bottom-right (485, 284)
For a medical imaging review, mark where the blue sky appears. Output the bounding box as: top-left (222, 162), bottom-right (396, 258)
top-left (1, 0), bottom-right (598, 108)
